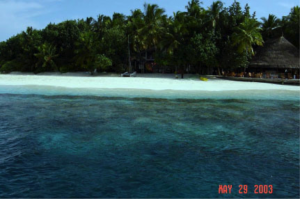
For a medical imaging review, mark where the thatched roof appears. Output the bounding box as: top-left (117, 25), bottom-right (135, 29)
top-left (249, 36), bottom-right (300, 69)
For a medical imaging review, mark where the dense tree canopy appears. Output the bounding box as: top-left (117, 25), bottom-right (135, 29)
top-left (0, 1), bottom-right (298, 75)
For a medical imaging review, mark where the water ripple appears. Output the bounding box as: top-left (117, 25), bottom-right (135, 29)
top-left (0, 94), bottom-right (299, 198)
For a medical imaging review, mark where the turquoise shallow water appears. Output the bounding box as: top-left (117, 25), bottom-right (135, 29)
top-left (0, 84), bottom-right (300, 100)
top-left (0, 85), bottom-right (299, 198)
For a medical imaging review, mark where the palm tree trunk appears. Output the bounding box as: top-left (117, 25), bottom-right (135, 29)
top-left (217, 66), bottom-right (221, 75)
top-left (128, 35), bottom-right (131, 72)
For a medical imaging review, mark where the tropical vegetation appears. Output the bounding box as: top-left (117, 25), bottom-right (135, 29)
top-left (0, 1), bottom-right (298, 76)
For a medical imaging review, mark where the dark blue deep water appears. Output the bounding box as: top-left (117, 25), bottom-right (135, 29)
top-left (0, 93), bottom-right (299, 198)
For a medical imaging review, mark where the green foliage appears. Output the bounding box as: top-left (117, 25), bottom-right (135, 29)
top-left (2, 35), bottom-right (22, 62)
top-left (228, 0), bottom-right (243, 27)
top-left (92, 15), bottom-right (112, 39)
top-left (74, 31), bottom-right (112, 74)
top-left (0, 0), bottom-right (297, 75)
top-left (154, 51), bottom-right (172, 67)
top-left (261, 14), bottom-right (281, 39)
top-left (52, 20), bottom-right (80, 50)
top-left (231, 17), bottom-right (263, 55)
top-left (74, 31), bottom-right (98, 74)
top-left (95, 55), bottom-right (112, 71)
top-left (185, 0), bottom-right (203, 19)
top-left (161, 11), bottom-right (188, 54)
top-left (59, 66), bottom-right (70, 73)
top-left (112, 13), bottom-right (126, 28)
top-left (0, 42), bottom-right (8, 62)
top-left (219, 39), bottom-right (250, 70)
top-left (0, 60), bottom-right (22, 73)
top-left (207, 1), bottom-right (223, 29)
top-left (189, 32), bottom-right (219, 70)
top-left (34, 43), bottom-right (59, 72)
top-left (19, 27), bottom-right (43, 71)
top-left (127, 9), bottom-right (145, 53)
top-left (284, 6), bottom-right (300, 48)
top-left (102, 27), bottom-right (127, 71)
top-left (138, 3), bottom-right (167, 49)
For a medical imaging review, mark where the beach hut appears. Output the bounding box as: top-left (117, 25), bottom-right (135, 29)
top-left (248, 36), bottom-right (300, 78)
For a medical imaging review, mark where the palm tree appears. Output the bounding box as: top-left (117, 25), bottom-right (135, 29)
top-left (21, 27), bottom-right (42, 71)
top-left (75, 31), bottom-right (111, 75)
top-left (74, 31), bottom-right (97, 74)
top-left (92, 15), bottom-right (112, 38)
top-left (285, 6), bottom-right (300, 48)
top-left (207, 1), bottom-right (223, 29)
top-left (292, 6), bottom-right (299, 20)
top-left (127, 9), bottom-right (145, 71)
top-left (231, 17), bottom-right (263, 55)
top-left (161, 12), bottom-right (188, 54)
top-left (261, 14), bottom-right (280, 39)
top-left (85, 17), bottom-right (94, 29)
top-left (185, 0), bottom-right (203, 18)
top-left (185, 0), bottom-right (206, 31)
top-left (287, 6), bottom-right (300, 29)
top-left (127, 9), bottom-right (144, 52)
top-left (159, 12), bottom-right (191, 78)
top-left (112, 13), bottom-right (126, 28)
top-left (34, 43), bottom-right (58, 71)
top-left (138, 3), bottom-right (167, 50)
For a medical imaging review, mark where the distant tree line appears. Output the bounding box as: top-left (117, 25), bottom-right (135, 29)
top-left (0, 0), bottom-right (298, 75)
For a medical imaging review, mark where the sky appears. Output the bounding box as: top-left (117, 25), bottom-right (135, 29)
top-left (0, 0), bottom-right (299, 42)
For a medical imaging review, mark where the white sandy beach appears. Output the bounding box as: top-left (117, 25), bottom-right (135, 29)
top-left (0, 73), bottom-right (299, 92)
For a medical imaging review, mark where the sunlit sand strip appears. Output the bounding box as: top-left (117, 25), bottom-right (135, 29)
top-left (0, 74), bottom-right (299, 92)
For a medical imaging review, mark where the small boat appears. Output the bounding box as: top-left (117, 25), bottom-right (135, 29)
top-left (130, 72), bottom-right (137, 77)
top-left (121, 72), bottom-right (130, 77)
top-left (121, 72), bottom-right (136, 77)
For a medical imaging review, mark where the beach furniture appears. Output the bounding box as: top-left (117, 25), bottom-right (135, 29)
top-left (227, 72), bottom-right (236, 77)
top-left (236, 72), bottom-right (244, 77)
top-left (255, 73), bottom-right (262, 78)
top-left (270, 74), bottom-right (278, 79)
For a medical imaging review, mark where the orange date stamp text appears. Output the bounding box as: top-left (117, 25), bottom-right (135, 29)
top-left (218, 185), bottom-right (273, 194)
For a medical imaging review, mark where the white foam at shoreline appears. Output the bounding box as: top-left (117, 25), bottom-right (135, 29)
top-left (0, 74), bottom-right (299, 92)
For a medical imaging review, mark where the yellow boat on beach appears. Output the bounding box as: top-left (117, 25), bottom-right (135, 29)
top-left (200, 77), bottom-right (208, 81)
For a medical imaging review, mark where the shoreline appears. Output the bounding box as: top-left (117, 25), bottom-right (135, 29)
top-left (219, 76), bottom-right (300, 85)
top-left (1, 73), bottom-right (300, 92)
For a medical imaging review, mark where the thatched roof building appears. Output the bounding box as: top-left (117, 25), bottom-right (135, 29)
top-left (249, 36), bottom-right (300, 69)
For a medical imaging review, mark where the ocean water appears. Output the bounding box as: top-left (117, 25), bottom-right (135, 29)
top-left (0, 86), bottom-right (299, 198)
